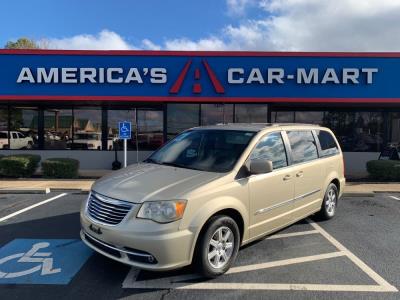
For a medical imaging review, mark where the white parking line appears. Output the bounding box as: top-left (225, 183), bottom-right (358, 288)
top-left (227, 251), bottom-right (345, 274)
top-left (123, 219), bottom-right (398, 293)
top-left (0, 193), bottom-right (67, 223)
top-left (307, 219), bottom-right (398, 292)
top-left (266, 230), bottom-right (319, 240)
top-left (389, 195), bottom-right (400, 201)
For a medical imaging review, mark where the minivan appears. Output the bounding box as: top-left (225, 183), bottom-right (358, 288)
top-left (80, 123), bottom-right (345, 278)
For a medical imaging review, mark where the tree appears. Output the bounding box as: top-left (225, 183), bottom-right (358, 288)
top-left (5, 38), bottom-right (39, 49)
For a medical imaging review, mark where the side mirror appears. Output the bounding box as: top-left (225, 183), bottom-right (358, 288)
top-left (249, 159), bottom-right (273, 175)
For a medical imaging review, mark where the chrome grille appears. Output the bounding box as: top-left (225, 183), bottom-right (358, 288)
top-left (87, 192), bottom-right (133, 225)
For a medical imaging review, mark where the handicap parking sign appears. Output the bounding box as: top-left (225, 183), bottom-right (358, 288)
top-left (119, 121), bottom-right (131, 139)
top-left (0, 239), bottom-right (92, 285)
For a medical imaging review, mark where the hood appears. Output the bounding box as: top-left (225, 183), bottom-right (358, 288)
top-left (92, 163), bottom-right (224, 203)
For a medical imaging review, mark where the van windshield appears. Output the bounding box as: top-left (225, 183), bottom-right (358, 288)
top-left (146, 130), bottom-right (256, 172)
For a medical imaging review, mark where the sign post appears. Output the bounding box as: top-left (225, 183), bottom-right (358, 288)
top-left (118, 121), bottom-right (132, 168)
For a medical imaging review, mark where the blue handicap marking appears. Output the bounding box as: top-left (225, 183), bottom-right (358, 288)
top-left (0, 239), bottom-right (92, 285)
top-left (119, 121), bottom-right (131, 139)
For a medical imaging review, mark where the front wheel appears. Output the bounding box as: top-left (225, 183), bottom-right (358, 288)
top-left (317, 183), bottom-right (338, 220)
top-left (195, 215), bottom-right (240, 278)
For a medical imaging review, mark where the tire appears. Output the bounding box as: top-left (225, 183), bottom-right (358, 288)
top-left (26, 142), bottom-right (33, 149)
top-left (195, 215), bottom-right (240, 278)
top-left (317, 183), bottom-right (338, 220)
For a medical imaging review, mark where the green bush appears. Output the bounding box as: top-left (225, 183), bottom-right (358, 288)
top-left (42, 158), bottom-right (80, 179)
top-left (0, 154), bottom-right (41, 178)
top-left (366, 160), bottom-right (400, 180)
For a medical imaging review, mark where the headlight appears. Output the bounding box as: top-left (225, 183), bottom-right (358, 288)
top-left (137, 200), bottom-right (187, 223)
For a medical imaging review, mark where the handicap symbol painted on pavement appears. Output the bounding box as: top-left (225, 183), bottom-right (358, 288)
top-left (0, 239), bottom-right (92, 285)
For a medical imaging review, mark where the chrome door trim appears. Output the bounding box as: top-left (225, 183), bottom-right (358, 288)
top-left (254, 188), bottom-right (320, 215)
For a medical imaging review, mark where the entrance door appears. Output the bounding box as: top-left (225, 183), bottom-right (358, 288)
top-left (248, 132), bottom-right (295, 239)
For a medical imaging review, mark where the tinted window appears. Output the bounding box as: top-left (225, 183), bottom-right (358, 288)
top-left (250, 132), bottom-right (288, 169)
top-left (317, 130), bottom-right (339, 157)
top-left (287, 131), bottom-right (318, 164)
top-left (147, 130), bottom-right (255, 173)
top-left (0, 132), bottom-right (7, 139)
top-left (12, 132), bottom-right (18, 139)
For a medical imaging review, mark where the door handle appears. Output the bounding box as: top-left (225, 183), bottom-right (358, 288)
top-left (283, 174), bottom-right (292, 181)
top-left (296, 171), bottom-right (304, 177)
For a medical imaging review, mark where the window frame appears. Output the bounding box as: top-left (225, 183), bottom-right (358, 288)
top-left (313, 129), bottom-right (340, 158)
top-left (246, 130), bottom-right (291, 173)
top-left (283, 129), bottom-right (320, 166)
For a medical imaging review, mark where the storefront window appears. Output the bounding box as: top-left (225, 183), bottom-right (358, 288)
top-left (201, 104), bottom-right (233, 125)
top-left (44, 109), bottom-right (73, 149)
top-left (234, 104), bottom-right (268, 123)
top-left (9, 107), bottom-right (38, 149)
top-left (167, 104), bottom-right (199, 140)
top-left (70, 108), bottom-right (102, 150)
top-left (137, 110), bottom-right (163, 150)
top-left (0, 108), bottom-right (8, 150)
top-left (108, 110), bottom-right (134, 150)
top-left (295, 111), bottom-right (324, 124)
top-left (271, 111), bottom-right (295, 123)
top-left (389, 112), bottom-right (400, 147)
top-left (271, 109), bottom-right (384, 152)
top-left (323, 112), bottom-right (383, 152)
top-left (108, 109), bottom-right (163, 151)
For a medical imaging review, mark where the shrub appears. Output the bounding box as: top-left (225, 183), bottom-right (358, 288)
top-left (42, 158), bottom-right (80, 179)
top-left (366, 160), bottom-right (400, 180)
top-left (0, 154), bottom-right (41, 178)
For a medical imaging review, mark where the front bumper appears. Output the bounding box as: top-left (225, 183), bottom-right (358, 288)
top-left (80, 208), bottom-right (196, 271)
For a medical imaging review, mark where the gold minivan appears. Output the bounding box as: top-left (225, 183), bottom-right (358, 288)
top-left (80, 124), bottom-right (345, 278)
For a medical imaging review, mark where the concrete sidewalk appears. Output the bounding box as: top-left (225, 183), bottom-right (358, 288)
top-left (0, 179), bottom-right (399, 195)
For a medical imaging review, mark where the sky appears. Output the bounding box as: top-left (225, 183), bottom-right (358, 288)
top-left (1, 0), bottom-right (400, 51)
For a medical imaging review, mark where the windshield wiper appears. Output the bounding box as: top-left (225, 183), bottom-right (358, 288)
top-left (160, 161), bottom-right (203, 171)
top-left (143, 158), bottom-right (159, 164)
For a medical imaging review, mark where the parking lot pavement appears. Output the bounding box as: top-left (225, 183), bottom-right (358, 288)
top-left (0, 192), bottom-right (399, 300)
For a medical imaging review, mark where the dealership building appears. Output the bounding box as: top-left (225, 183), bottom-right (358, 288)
top-left (0, 49), bottom-right (399, 177)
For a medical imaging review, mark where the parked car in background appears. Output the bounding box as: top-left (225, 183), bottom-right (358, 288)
top-left (80, 123), bottom-right (345, 278)
top-left (67, 131), bottom-right (113, 150)
top-left (0, 131), bottom-right (34, 149)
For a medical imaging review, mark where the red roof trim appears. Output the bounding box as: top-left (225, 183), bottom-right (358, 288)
top-left (1, 49), bottom-right (400, 57)
top-left (0, 95), bottom-right (399, 103)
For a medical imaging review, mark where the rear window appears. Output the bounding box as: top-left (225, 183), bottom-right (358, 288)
top-left (287, 130), bottom-right (318, 164)
top-left (0, 132), bottom-right (7, 139)
top-left (316, 130), bottom-right (339, 157)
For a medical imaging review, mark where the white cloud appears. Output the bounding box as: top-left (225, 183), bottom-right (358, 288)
top-left (156, 0), bottom-right (400, 51)
top-left (226, 0), bottom-right (256, 16)
top-left (164, 37), bottom-right (227, 51)
top-left (42, 1), bottom-right (400, 52)
top-left (44, 30), bottom-right (135, 50)
top-left (141, 39), bottom-right (161, 50)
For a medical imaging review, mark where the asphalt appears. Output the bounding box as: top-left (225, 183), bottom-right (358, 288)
top-left (0, 192), bottom-right (399, 299)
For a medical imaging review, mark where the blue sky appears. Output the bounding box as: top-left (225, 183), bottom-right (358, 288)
top-left (1, 0), bottom-right (400, 51)
top-left (0, 0), bottom-right (248, 47)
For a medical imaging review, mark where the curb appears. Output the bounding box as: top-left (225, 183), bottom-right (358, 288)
top-left (0, 188), bottom-right (50, 194)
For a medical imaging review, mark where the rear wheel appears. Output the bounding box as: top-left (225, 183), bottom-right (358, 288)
top-left (195, 215), bottom-right (240, 278)
top-left (317, 183), bottom-right (338, 220)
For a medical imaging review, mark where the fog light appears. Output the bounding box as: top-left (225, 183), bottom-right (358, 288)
top-left (147, 256), bottom-right (155, 263)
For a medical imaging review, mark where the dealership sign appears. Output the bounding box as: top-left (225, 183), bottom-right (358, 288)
top-left (0, 50), bottom-right (399, 102)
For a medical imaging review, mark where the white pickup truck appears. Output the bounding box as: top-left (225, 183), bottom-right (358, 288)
top-left (66, 131), bottom-right (114, 150)
top-left (0, 131), bottom-right (34, 149)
